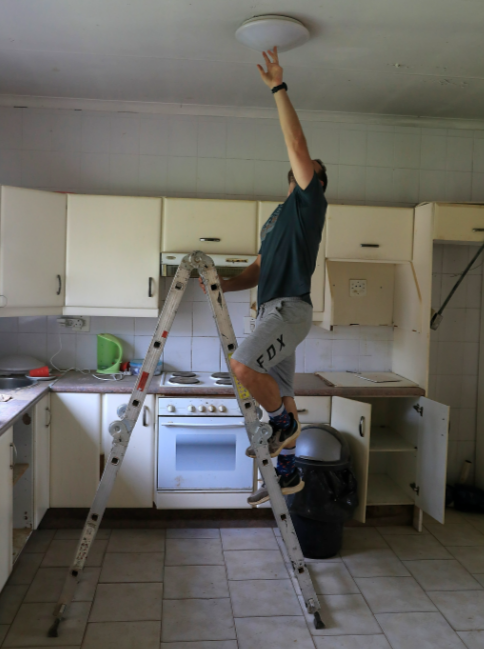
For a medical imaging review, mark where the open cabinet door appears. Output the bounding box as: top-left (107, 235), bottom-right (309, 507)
top-left (331, 397), bottom-right (371, 523)
top-left (415, 397), bottom-right (450, 525)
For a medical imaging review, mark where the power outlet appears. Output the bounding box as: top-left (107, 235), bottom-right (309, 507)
top-left (57, 316), bottom-right (90, 332)
top-left (349, 279), bottom-right (367, 297)
top-left (243, 316), bottom-right (257, 334)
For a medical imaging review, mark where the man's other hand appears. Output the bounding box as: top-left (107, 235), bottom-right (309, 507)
top-left (257, 47), bottom-right (283, 89)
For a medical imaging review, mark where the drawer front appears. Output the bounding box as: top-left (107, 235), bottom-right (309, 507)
top-left (326, 205), bottom-right (414, 261)
top-left (162, 198), bottom-right (258, 254)
top-left (433, 204), bottom-right (484, 242)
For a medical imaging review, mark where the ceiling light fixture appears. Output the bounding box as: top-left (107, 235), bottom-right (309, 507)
top-left (235, 15), bottom-right (310, 53)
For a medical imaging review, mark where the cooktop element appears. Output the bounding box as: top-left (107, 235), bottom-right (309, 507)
top-left (160, 371), bottom-right (235, 389)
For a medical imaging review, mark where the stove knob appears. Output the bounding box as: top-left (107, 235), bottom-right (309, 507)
top-left (167, 405), bottom-right (175, 413)
top-left (188, 405), bottom-right (196, 413)
top-left (198, 405), bottom-right (205, 412)
top-left (218, 405), bottom-right (226, 413)
top-left (208, 405), bottom-right (216, 413)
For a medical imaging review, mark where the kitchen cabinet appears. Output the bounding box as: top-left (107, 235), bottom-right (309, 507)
top-left (326, 205), bottom-right (414, 262)
top-left (0, 428), bottom-right (13, 591)
top-left (162, 198), bottom-right (258, 255)
top-left (432, 202), bottom-right (484, 242)
top-left (101, 394), bottom-right (155, 507)
top-left (50, 393), bottom-right (102, 507)
top-left (65, 194), bottom-right (162, 317)
top-left (33, 394), bottom-right (50, 528)
top-left (0, 186), bottom-right (66, 317)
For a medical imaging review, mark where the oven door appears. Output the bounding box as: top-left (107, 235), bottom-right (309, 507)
top-left (158, 417), bottom-right (254, 490)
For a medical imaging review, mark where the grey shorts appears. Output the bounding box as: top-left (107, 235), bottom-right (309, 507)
top-left (232, 297), bottom-right (313, 398)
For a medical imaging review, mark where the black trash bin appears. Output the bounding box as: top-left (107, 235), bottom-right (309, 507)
top-left (286, 424), bottom-right (358, 559)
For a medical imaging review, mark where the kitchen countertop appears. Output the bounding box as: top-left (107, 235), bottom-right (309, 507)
top-left (0, 380), bottom-right (52, 437)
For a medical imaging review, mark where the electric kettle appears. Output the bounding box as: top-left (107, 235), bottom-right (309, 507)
top-left (97, 334), bottom-right (123, 374)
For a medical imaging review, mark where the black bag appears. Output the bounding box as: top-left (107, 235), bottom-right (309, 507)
top-left (453, 483), bottom-right (484, 513)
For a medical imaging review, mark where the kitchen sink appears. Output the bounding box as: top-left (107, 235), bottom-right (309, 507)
top-left (0, 377), bottom-right (33, 390)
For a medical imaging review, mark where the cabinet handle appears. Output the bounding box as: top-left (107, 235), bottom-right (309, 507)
top-left (473, 228), bottom-right (484, 232)
top-left (45, 407), bottom-right (51, 428)
top-left (359, 416), bottom-right (365, 437)
top-left (143, 406), bottom-right (149, 427)
top-left (56, 275), bottom-right (62, 295)
top-left (148, 277), bottom-right (155, 298)
top-left (199, 238), bottom-right (221, 242)
top-left (9, 443), bottom-right (14, 469)
top-left (360, 244), bottom-right (380, 248)
top-left (297, 409), bottom-right (308, 414)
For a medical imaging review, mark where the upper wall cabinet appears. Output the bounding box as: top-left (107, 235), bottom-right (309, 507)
top-left (431, 202), bottom-right (484, 242)
top-left (0, 186), bottom-right (66, 317)
top-left (162, 198), bottom-right (258, 255)
top-left (326, 205), bottom-right (414, 262)
top-left (65, 195), bottom-right (162, 317)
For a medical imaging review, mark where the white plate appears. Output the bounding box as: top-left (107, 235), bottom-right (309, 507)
top-left (25, 374), bottom-right (56, 381)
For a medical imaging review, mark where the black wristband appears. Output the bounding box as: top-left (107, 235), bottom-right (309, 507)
top-left (271, 82), bottom-right (287, 94)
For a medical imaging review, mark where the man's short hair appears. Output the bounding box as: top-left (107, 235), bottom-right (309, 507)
top-left (287, 159), bottom-right (328, 194)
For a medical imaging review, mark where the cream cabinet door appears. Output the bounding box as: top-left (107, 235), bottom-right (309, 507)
top-left (0, 186), bottom-right (66, 316)
top-left (433, 203), bottom-right (484, 242)
top-left (101, 394), bottom-right (154, 508)
top-left (33, 393), bottom-right (50, 528)
top-left (162, 198), bottom-right (258, 254)
top-left (0, 428), bottom-right (13, 591)
top-left (326, 205), bottom-right (414, 261)
top-left (65, 195), bottom-right (162, 317)
top-left (50, 393), bottom-right (102, 507)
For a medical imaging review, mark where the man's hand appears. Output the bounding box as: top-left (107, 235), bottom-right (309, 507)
top-left (257, 47), bottom-right (283, 89)
top-left (198, 276), bottom-right (227, 294)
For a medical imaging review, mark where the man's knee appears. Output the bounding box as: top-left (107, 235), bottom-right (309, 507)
top-left (230, 358), bottom-right (254, 385)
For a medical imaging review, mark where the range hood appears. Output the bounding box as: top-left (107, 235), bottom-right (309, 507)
top-left (161, 253), bottom-right (257, 278)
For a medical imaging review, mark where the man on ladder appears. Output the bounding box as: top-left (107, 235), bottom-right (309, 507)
top-left (201, 47), bottom-right (328, 505)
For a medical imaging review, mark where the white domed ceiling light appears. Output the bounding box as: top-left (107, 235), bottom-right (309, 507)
top-left (235, 15), bottom-right (310, 53)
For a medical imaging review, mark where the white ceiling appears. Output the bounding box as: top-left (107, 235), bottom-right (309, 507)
top-left (1, 0), bottom-right (484, 119)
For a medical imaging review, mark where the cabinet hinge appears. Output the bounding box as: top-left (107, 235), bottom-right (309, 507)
top-left (410, 482), bottom-right (420, 495)
top-left (413, 405), bottom-right (424, 416)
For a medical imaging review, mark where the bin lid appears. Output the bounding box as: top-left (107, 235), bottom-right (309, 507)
top-left (296, 424), bottom-right (350, 466)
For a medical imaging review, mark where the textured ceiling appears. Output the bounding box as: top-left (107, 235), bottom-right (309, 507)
top-left (1, 0), bottom-right (484, 118)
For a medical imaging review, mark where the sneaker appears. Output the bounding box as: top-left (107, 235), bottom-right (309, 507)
top-left (247, 468), bottom-right (305, 506)
top-left (245, 414), bottom-right (301, 459)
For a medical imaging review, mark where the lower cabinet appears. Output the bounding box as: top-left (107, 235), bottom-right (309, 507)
top-left (0, 428), bottom-right (13, 592)
top-left (33, 394), bottom-right (51, 528)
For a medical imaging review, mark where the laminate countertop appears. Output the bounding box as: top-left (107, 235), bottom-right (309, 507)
top-left (0, 381), bottom-right (51, 437)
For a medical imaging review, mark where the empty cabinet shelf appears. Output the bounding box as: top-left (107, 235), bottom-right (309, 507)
top-left (367, 474), bottom-right (414, 506)
top-left (13, 463), bottom-right (29, 486)
top-left (370, 428), bottom-right (416, 452)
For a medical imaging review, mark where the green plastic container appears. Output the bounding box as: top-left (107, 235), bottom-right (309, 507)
top-left (97, 334), bottom-right (123, 374)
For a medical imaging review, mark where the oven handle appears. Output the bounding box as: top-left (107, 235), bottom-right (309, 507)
top-left (161, 422), bottom-right (246, 428)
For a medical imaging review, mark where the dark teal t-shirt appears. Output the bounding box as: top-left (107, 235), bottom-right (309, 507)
top-left (257, 172), bottom-right (327, 308)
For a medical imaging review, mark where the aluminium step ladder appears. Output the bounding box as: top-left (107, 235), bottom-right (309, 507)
top-left (48, 250), bottom-right (324, 637)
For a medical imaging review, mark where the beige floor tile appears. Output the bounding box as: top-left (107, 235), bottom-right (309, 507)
top-left (0, 626), bottom-right (9, 645)
top-left (89, 582), bottom-right (162, 622)
top-left (220, 528), bottom-right (279, 551)
top-left (449, 547), bottom-right (484, 573)
top-left (224, 550), bottom-right (288, 580)
top-left (54, 529), bottom-right (111, 540)
top-left (235, 615), bottom-right (315, 649)
top-left (377, 526), bottom-right (430, 537)
top-left (425, 509), bottom-right (466, 525)
top-left (41, 540), bottom-right (107, 567)
top-left (313, 636), bottom-right (392, 649)
top-left (427, 523), bottom-right (484, 547)
top-left (403, 559), bottom-right (482, 591)
top-left (385, 534), bottom-right (452, 560)
top-left (355, 577), bottom-right (436, 613)
top-left (99, 552), bottom-right (163, 582)
top-left (342, 549), bottom-right (410, 578)
top-left (429, 591), bottom-right (484, 631)
top-left (161, 642), bottom-right (237, 649)
top-left (23, 530), bottom-right (55, 553)
top-left (8, 552), bottom-right (43, 585)
top-left (24, 567), bottom-right (100, 602)
top-left (307, 562), bottom-right (359, 595)
top-left (376, 611), bottom-right (467, 649)
top-left (457, 630), bottom-right (484, 648)
top-left (164, 565), bottom-right (229, 599)
top-left (83, 621), bottom-right (161, 649)
top-left (2, 601), bottom-right (90, 647)
top-left (228, 579), bottom-right (299, 617)
top-left (166, 528), bottom-right (220, 539)
top-left (342, 528), bottom-right (389, 551)
top-left (474, 575), bottom-right (484, 588)
top-left (106, 529), bottom-right (165, 553)
top-left (162, 599), bottom-right (236, 642)
top-left (0, 585), bottom-right (28, 624)
top-left (165, 538), bottom-right (224, 566)
top-left (465, 516), bottom-right (484, 535)
top-left (299, 593), bottom-right (381, 636)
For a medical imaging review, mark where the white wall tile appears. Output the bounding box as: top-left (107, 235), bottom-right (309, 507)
top-left (338, 166), bottom-right (366, 201)
top-left (171, 301), bottom-right (192, 337)
top-left (471, 174), bottom-right (484, 201)
top-left (436, 374), bottom-right (462, 408)
top-left (324, 164), bottom-right (338, 201)
top-left (339, 130), bottom-right (367, 166)
top-left (110, 116), bottom-right (139, 155)
top-left (166, 157), bottom-right (197, 194)
top-left (0, 107), bottom-right (23, 149)
top-left (446, 137), bottom-right (473, 172)
top-left (18, 316), bottom-right (47, 334)
top-left (366, 131), bottom-right (394, 168)
top-left (304, 339), bottom-right (331, 372)
top-left (442, 245), bottom-right (469, 274)
top-left (436, 341), bottom-right (464, 375)
top-left (47, 333), bottom-right (76, 371)
top-left (0, 150), bottom-right (22, 185)
top-left (464, 309), bottom-right (480, 342)
top-left (197, 117), bottom-right (227, 159)
top-left (192, 301), bottom-right (217, 336)
top-left (365, 167), bottom-right (394, 202)
top-left (472, 138), bottom-right (484, 173)
top-left (332, 339), bottom-right (359, 356)
top-left (109, 154), bottom-right (139, 193)
top-left (444, 171), bottom-right (472, 202)
top-left (192, 337), bottom-right (220, 372)
top-left (134, 317), bottom-right (159, 335)
top-left (139, 116), bottom-right (168, 156)
top-left (456, 408), bottom-right (476, 441)
top-left (163, 337), bottom-right (191, 371)
top-left (168, 116), bottom-right (198, 157)
top-left (331, 355), bottom-right (359, 371)
top-left (196, 157), bottom-right (226, 194)
top-left (133, 335), bottom-right (151, 359)
top-left (50, 151), bottom-right (81, 191)
top-left (0, 333), bottom-right (18, 356)
top-left (0, 318), bottom-right (18, 333)
top-left (22, 111), bottom-right (53, 151)
top-left (98, 317), bottom-right (134, 335)
top-left (466, 275), bottom-right (482, 309)
top-left (51, 111), bottom-right (82, 152)
top-left (437, 309), bottom-right (465, 343)
top-left (75, 334), bottom-right (98, 370)
top-left (462, 342), bottom-right (479, 375)
top-left (81, 113), bottom-right (111, 153)
top-left (253, 119), bottom-right (288, 162)
top-left (420, 134), bottom-right (447, 170)
top-left (226, 118), bottom-right (256, 160)
top-left (393, 168), bottom-right (419, 203)
top-left (304, 123), bottom-right (339, 164)
top-left (225, 159), bottom-right (254, 195)
top-left (253, 160), bottom-right (286, 197)
top-left (226, 302), bottom-right (250, 338)
top-left (21, 150), bottom-right (53, 187)
top-left (461, 375), bottom-right (478, 410)
top-left (17, 333), bottom-right (47, 362)
top-left (138, 155), bottom-right (168, 194)
top-left (394, 133), bottom-right (420, 169)
top-left (80, 152), bottom-right (110, 191)
top-left (419, 170), bottom-right (446, 202)
top-left (441, 274), bottom-right (466, 308)
top-left (225, 289), bottom-right (251, 304)
top-left (331, 326), bottom-right (360, 340)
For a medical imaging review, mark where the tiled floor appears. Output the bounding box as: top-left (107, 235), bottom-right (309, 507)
top-left (1, 510), bottom-right (484, 648)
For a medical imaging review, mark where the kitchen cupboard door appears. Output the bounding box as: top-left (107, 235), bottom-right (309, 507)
top-left (101, 394), bottom-right (154, 508)
top-left (0, 428), bottom-right (13, 591)
top-left (330, 397), bottom-right (371, 523)
top-left (433, 203), bottom-right (484, 242)
top-left (65, 195), bottom-right (162, 317)
top-left (0, 186), bottom-right (66, 316)
top-left (50, 393), bottom-right (102, 507)
top-left (163, 198), bottom-right (258, 255)
top-left (33, 393), bottom-right (50, 528)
